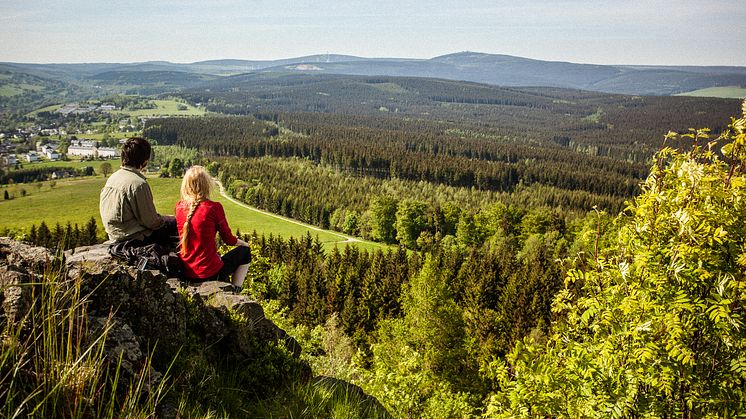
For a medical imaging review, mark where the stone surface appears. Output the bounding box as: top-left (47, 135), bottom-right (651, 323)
top-left (0, 239), bottom-right (383, 416)
top-left (88, 316), bottom-right (163, 390)
top-left (211, 293), bottom-right (265, 322)
top-left (193, 280), bottom-right (233, 298)
top-left (64, 243), bottom-right (111, 264)
top-left (1, 239), bottom-right (306, 391)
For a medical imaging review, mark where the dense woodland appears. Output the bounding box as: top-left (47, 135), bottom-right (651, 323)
top-left (142, 103), bottom-right (673, 248)
top-left (149, 82), bottom-right (746, 416)
top-left (3, 71), bottom-right (744, 416)
top-left (178, 74), bottom-right (740, 160)
top-left (237, 104), bottom-right (746, 417)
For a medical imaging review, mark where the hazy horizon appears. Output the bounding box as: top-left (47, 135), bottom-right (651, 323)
top-left (2, 0), bottom-right (745, 67)
top-left (4, 50), bottom-right (746, 68)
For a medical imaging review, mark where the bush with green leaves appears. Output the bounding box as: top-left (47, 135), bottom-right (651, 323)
top-left (485, 101), bottom-right (746, 417)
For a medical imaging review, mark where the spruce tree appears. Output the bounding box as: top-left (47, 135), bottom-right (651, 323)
top-left (85, 217), bottom-right (98, 245)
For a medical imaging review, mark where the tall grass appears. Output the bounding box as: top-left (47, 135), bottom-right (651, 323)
top-left (0, 261), bottom-right (170, 418)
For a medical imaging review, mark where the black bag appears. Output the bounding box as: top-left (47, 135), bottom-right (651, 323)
top-left (109, 240), bottom-right (184, 277)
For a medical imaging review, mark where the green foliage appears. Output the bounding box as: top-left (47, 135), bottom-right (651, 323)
top-left (242, 379), bottom-right (391, 419)
top-left (99, 162), bottom-right (112, 177)
top-left (487, 102), bottom-right (746, 417)
top-left (369, 196), bottom-right (399, 244)
top-left (395, 199), bottom-right (428, 249)
top-left (361, 254), bottom-right (480, 417)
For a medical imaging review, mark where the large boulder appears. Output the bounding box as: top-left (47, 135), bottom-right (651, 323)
top-left (1, 238), bottom-right (310, 396)
top-left (0, 238), bottom-right (55, 323)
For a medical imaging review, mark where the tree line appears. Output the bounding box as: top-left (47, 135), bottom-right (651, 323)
top-left (11, 217), bottom-right (101, 250)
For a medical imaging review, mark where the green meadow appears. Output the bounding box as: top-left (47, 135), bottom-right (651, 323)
top-left (0, 174), bottom-right (386, 252)
top-left (0, 85), bottom-right (24, 97)
top-left (78, 131), bottom-right (137, 140)
top-left (111, 99), bottom-right (206, 117)
top-left (677, 86), bottom-right (746, 99)
top-left (18, 159), bottom-right (113, 173)
top-left (26, 104), bottom-right (63, 116)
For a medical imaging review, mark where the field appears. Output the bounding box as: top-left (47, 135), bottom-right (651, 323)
top-left (111, 99), bottom-right (206, 117)
top-left (0, 85), bottom-right (24, 97)
top-left (74, 132), bottom-right (138, 140)
top-left (677, 86), bottom-right (746, 99)
top-left (0, 82), bottom-right (45, 97)
top-left (18, 159), bottom-right (114, 172)
top-left (0, 174), bottom-right (386, 252)
top-left (26, 104), bottom-right (63, 116)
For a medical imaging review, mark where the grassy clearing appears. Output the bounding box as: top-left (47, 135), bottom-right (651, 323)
top-left (0, 174), bottom-right (387, 251)
top-left (583, 107), bottom-right (605, 123)
top-left (111, 100), bottom-right (206, 117)
top-left (76, 131), bottom-right (138, 140)
top-left (677, 86), bottom-right (746, 99)
top-left (1, 177), bottom-right (115, 231)
top-left (26, 103), bottom-right (63, 116)
top-left (0, 84), bottom-right (24, 97)
top-left (16, 159), bottom-right (113, 172)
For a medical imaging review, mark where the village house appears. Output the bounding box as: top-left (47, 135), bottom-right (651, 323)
top-left (25, 152), bottom-right (39, 162)
top-left (97, 147), bottom-right (119, 158)
top-left (67, 145), bottom-right (97, 158)
top-left (45, 150), bottom-right (60, 160)
top-left (38, 142), bottom-right (60, 153)
top-left (2, 154), bottom-right (18, 166)
top-left (67, 141), bottom-right (119, 159)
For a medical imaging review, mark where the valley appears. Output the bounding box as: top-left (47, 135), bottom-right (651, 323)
top-left (1, 53), bottom-right (744, 417)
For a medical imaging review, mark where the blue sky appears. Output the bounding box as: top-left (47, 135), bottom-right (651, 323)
top-left (1, 0), bottom-right (744, 65)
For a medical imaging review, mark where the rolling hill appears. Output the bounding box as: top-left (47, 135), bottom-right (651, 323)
top-left (3, 51), bottom-right (745, 98)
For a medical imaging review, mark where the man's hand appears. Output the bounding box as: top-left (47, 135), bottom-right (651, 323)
top-left (235, 238), bottom-right (250, 247)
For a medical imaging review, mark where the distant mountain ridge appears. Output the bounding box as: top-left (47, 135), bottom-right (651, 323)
top-left (2, 51), bottom-right (746, 96)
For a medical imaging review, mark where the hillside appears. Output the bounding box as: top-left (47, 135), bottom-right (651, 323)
top-left (178, 73), bottom-right (741, 162)
top-left (0, 65), bottom-right (92, 114)
top-left (0, 238), bottom-right (389, 417)
top-left (3, 51), bottom-right (745, 98)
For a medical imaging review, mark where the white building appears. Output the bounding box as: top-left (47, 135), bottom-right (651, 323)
top-left (25, 152), bottom-right (39, 162)
top-left (40, 144), bottom-right (60, 154)
top-left (97, 147), bottom-right (119, 158)
top-left (67, 145), bottom-right (119, 159)
top-left (45, 150), bottom-right (60, 160)
top-left (72, 139), bottom-right (97, 148)
top-left (67, 145), bottom-right (97, 158)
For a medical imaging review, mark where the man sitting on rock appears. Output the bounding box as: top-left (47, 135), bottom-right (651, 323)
top-left (99, 137), bottom-right (178, 249)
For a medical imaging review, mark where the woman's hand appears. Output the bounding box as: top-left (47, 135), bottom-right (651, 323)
top-left (235, 238), bottom-right (250, 247)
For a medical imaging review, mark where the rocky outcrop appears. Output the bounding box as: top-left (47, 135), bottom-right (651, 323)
top-left (0, 238), bottom-right (308, 393)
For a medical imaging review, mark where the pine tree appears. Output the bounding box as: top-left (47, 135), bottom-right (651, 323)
top-left (84, 217), bottom-right (98, 245)
top-left (28, 224), bottom-right (37, 244)
top-left (37, 222), bottom-right (51, 248)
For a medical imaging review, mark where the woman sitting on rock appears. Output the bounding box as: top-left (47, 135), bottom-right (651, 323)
top-left (176, 165), bottom-right (250, 291)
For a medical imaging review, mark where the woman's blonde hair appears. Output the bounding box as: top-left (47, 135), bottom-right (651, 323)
top-left (179, 165), bottom-right (213, 255)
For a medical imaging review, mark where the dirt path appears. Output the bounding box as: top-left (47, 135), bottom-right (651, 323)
top-left (215, 180), bottom-right (360, 244)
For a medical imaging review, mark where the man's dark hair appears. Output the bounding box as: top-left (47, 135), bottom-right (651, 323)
top-left (121, 137), bottom-right (151, 169)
